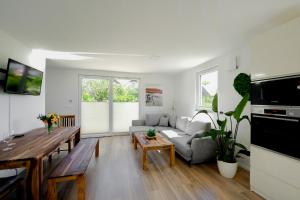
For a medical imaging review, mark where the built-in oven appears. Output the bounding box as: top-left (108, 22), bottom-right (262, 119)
top-left (251, 75), bottom-right (300, 106)
top-left (251, 106), bottom-right (300, 159)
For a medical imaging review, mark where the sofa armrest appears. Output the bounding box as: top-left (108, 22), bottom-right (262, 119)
top-left (132, 120), bottom-right (146, 126)
top-left (190, 137), bottom-right (216, 164)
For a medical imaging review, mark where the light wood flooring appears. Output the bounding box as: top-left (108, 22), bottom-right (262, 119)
top-left (45, 135), bottom-right (263, 200)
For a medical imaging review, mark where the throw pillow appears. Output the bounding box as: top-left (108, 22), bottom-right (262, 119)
top-left (176, 117), bottom-right (188, 132)
top-left (185, 121), bottom-right (211, 136)
top-left (169, 115), bottom-right (177, 128)
top-left (159, 116), bottom-right (169, 127)
top-left (186, 132), bottom-right (205, 144)
top-left (145, 114), bottom-right (164, 126)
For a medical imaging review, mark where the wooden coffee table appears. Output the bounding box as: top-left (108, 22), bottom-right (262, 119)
top-left (133, 132), bottom-right (175, 170)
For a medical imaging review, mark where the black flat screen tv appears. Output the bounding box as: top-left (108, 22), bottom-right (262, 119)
top-left (4, 59), bottom-right (43, 95)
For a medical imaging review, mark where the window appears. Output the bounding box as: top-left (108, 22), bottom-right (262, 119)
top-left (198, 70), bottom-right (218, 108)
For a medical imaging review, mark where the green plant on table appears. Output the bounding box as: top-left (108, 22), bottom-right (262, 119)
top-left (192, 73), bottom-right (251, 163)
top-left (147, 129), bottom-right (156, 138)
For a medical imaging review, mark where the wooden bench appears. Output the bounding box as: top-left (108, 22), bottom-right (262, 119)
top-left (47, 138), bottom-right (99, 200)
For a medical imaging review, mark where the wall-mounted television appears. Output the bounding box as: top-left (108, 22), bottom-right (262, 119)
top-left (4, 59), bottom-right (43, 96)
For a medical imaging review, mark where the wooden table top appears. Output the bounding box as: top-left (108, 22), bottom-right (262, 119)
top-left (0, 127), bottom-right (80, 161)
top-left (134, 133), bottom-right (173, 149)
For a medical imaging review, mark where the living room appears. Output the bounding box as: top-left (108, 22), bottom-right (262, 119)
top-left (0, 1), bottom-right (300, 200)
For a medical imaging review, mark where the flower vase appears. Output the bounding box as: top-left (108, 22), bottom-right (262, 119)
top-left (47, 123), bottom-right (53, 134)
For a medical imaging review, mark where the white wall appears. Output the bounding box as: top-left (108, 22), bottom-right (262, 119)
top-left (0, 30), bottom-right (46, 137)
top-left (174, 16), bottom-right (300, 199)
top-left (45, 66), bottom-right (175, 128)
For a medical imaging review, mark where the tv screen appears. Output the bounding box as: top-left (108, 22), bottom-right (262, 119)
top-left (4, 59), bottom-right (43, 95)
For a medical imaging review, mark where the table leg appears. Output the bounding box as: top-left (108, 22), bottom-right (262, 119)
top-left (133, 136), bottom-right (137, 150)
top-left (30, 159), bottom-right (40, 200)
top-left (170, 145), bottom-right (175, 167)
top-left (38, 158), bottom-right (44, 199)
top-left (68, 139), bottom-right (72, 153)
top-left (95, 139), bottom-right (99, 157)
top-left (142, 149), bottom-right (148, 170)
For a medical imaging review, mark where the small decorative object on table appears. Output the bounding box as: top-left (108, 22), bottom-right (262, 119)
top-left (37, 113), bottom-right (59, 134)
top-left (146, 129), bottom-right (156, 140)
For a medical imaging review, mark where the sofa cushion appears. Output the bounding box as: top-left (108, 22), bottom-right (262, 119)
top-left (169, 115), bottom-right (177, 128)
top-left (155, 126), bottom-right (178, 132)
top-left (129, 126), bottom-right (154, 134)
top-left (169, 136), bottom-right (193, 159)
top-left (132, 120), bottom-right (145, 126)
top-left (176, 117), bottom-right (189, 132)
top-left (145, 114), bottom-right (165, 126)
top-left (185, 121), bottom-right (211, 136)
top-left (160, 129), bottom-right (186, 139)
top-left (158, 116), bottom-right (169, 127)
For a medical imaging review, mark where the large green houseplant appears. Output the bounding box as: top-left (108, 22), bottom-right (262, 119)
top-left (192, 73), bottom-right (251, 178)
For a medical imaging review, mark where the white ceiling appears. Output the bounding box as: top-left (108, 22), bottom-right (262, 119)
top-left (0, 0), bottom-right (300, 73)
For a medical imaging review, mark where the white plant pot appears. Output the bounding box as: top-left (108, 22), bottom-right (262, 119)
top-left (217, 160), bottom-right (238, 178)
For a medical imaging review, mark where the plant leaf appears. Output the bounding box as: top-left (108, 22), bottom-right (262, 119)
top-left (238, 149), bottom-right (250, 156)
top-left (233, 73), bottom-right (251, 97)
top-left (235, 142), bottom-right (248, 150)
top-left (220, 118), bottom-right (227, 132)
top-left (239, 115), bottom-right (251, 124)
top-left (224, 111), bottom-right (234, 116)
top-left (205, 129), bottom-right (219, 140)
top-left (233, 93), bottom-right (249, 121)
top-left (212, 94), bottom-right (218, 113)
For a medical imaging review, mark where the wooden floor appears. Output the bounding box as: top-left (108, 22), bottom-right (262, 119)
top-left (47, 135), bottom-right (263, 200)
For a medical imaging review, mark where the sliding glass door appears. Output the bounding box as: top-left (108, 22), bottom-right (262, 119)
top-left (81, 77), bottom-right (110, 134)
top-left (80, 76), bottom-right (139, 135)
top-left (112, 78), bottom-right (139, 132)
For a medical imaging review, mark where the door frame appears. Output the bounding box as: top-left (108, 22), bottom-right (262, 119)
top-left (78, 74), bottom-right (140, 135)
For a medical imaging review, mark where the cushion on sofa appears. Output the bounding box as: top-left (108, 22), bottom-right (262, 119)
top-left (132, 120), bottom-right (145, 126)
top-left (169, 115), bottom-right (177, 128)
top-left (176, 117), bottom-right (189, 132)
top-left (155, 126), bottom-right (178, 132)
top-left (185, 121), bottom-right (211, 136)
top-left (145, 114), bottom-right (166, 126)
top-left (159, 116), bottom-right (169, 126)
top-left (160, 129), bottom-right (186, 139)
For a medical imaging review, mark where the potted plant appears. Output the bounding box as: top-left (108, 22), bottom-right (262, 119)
top-left (192, 73), bottom-right (251, 178)
top-left (146, 129), bottom-right (157, 140)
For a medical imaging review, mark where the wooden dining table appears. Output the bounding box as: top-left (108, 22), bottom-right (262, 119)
top-left (0, 127), bottom-right (81, 200)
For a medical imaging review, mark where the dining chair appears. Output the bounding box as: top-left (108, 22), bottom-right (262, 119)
top-left (48, 115), bottom-right (76, 161)
top-left (58, 115), bottom-right (76, 153)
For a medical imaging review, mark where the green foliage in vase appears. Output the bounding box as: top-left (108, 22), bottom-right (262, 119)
top-left (192, 73), bottom-right (251, 163)
top-left (147, 129), bottom-right (156, 137)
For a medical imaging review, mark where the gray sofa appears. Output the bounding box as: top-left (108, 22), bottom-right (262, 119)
top-left (129, 114), bottom-right (216, 164)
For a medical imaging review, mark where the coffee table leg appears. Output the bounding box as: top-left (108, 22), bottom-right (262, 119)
top-left (142, 150), bottom-right (148, 170)
top-left (170, 145), bottom-right (175, 167)
top-left (133, 136), bottom-right (137, 150)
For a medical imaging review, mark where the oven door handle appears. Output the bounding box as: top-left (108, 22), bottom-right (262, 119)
top-left (252, 115), bottom-right (299, 122)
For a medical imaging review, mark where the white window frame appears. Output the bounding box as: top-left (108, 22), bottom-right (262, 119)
top-left (196, 68), bottom-right (218, 110)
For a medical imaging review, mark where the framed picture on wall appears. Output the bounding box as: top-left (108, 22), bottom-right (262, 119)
top-left (145, 86), bottom-right (163, 106)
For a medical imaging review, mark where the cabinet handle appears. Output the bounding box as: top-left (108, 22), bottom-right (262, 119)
top-left (252, 115), bottom-right (299, 122)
